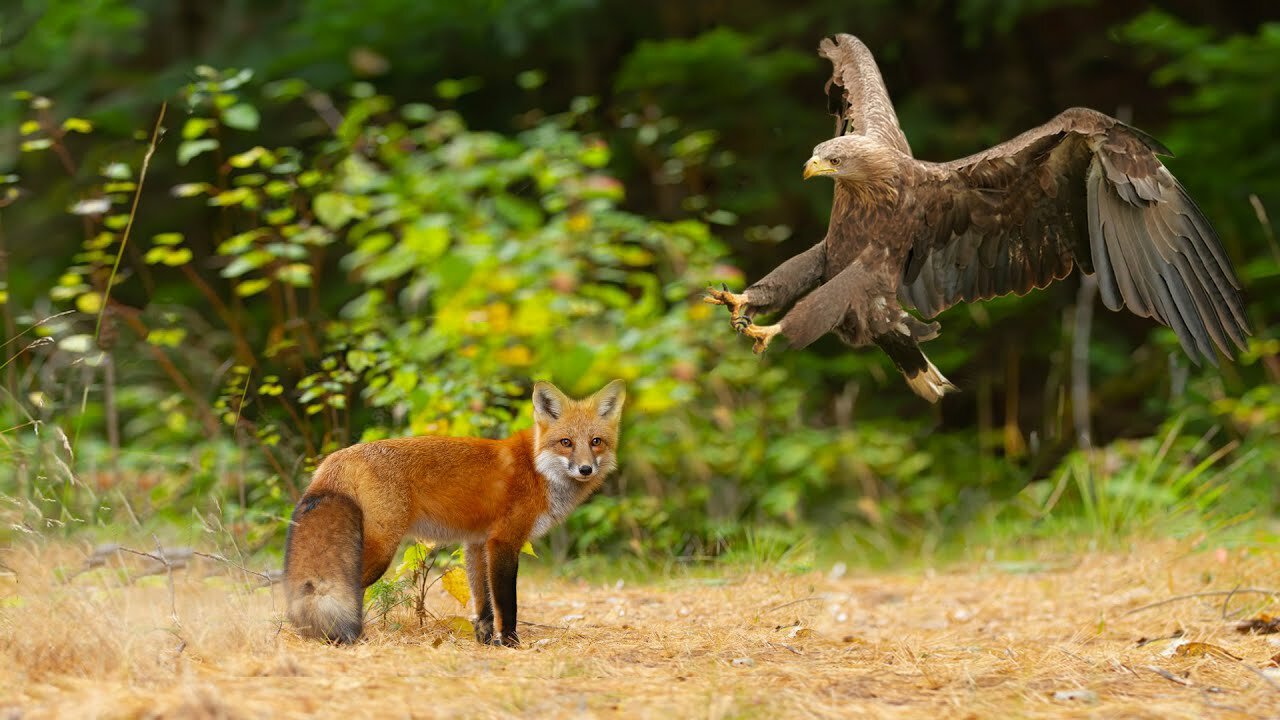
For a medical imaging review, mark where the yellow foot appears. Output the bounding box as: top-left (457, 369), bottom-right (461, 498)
top-left (703, 284), bottom-right (749, 325)
top-left (736, 321), bottom-right (780, 354)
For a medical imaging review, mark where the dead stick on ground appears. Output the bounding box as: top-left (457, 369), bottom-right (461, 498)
top-left (1145, 666), bottom-right (1193, 687)
top-left (1222, 583), bottom-right (1241, 620)
top-left (1123, 589), bottom-right (1280, 617)
top-left (519, 620), bottom-right (570, 631)
top-left (192, 550), bottom-right (275, 586)
top-left (763, 596), bottom-right (821, 614)
top-left (118, 542), bottom-right (181, 628)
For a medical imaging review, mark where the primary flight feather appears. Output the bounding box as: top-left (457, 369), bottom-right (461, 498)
top-left (707, 33), bottom-right (1250, 402)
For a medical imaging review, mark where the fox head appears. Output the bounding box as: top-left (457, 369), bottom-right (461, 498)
top-left (531, 379), bottom-right (626, 483)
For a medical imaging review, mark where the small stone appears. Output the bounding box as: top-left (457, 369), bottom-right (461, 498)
top-left (1052, 689), bottom-right (1098, 704)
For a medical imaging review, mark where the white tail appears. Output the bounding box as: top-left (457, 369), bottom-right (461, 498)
top-left (287, 580), bottom-right (362, 643)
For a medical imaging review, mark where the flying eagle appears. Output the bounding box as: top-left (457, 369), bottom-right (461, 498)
top-left (706, 33), bottom-right (1250, 402)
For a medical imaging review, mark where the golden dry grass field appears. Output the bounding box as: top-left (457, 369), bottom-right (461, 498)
top-left (2, 539), bottom-right (1280, 719)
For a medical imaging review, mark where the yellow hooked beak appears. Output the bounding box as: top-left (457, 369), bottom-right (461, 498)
top-left (803, 156), bottom-right (836, 179)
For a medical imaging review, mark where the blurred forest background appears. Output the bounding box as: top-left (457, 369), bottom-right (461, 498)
top-left (1, 0), bottom-right (1278, 564)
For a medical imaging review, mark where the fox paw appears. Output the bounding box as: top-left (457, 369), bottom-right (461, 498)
top-left (489, 631), bottom-right (520, 648)
top-left (474, 618), bottom-right (494, 645)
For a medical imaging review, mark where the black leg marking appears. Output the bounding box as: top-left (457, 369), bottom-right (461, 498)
top-left (486, 541), bottom-right (520, 647)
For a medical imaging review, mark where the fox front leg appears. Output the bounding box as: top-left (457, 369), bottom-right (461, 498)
top-left (465, 542), bottom-right (494, 644)
top-left (485, 540), bottom-right (521, 647)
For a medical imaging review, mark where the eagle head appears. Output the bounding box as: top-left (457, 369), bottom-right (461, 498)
top-left (803, 135), bottom-right (896, 185)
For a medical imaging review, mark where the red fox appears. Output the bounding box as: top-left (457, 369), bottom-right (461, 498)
top-left (284, 379), bottom-right (625, 646)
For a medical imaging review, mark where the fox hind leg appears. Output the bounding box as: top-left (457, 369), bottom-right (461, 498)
top-left (465, 542), bottom-right (494, 644)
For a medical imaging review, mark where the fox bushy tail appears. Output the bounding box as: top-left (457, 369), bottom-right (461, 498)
top-left (284, 492), bottom-right (364, 643)
top-left (875, 325), bottom-right (956, 403)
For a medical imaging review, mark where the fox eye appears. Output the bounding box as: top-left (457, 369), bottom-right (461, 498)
top-left (591, 437), bottom-right (602, 446)
top-left (559, 438), bottom-right (572, 448)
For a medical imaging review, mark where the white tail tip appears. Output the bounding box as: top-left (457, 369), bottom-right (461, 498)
top-left (904, 357), bottom-right (957, 403)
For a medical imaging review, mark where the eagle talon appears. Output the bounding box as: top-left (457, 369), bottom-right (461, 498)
top-left (738, 323), bottom-right (780, 354)
top-left (704, 286), bottom-right (749, 319)
top-left (732, 315), bottom-right (750, 332)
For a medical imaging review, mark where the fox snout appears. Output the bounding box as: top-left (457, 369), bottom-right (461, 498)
top-left (564, 454), bottom-right (598, 480)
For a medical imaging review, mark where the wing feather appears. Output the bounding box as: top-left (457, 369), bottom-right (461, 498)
top-left (901, 107), bottom-right (1250, 363)
top-left (819, 34), bottom-right (912, 156)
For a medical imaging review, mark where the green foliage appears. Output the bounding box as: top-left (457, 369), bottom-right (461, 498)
top-left (1, 3), bottom-right (1277, 564)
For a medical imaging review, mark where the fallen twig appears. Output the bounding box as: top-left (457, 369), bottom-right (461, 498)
top-left (1123, 589), bottom-right (1280, 617)
top-left (519, 620), bottom-right (571, 631)
top-left (1057, 647), bottom-right (1094, 666)
top-left (1145, 666), bottom-right (1192, 687)
top-left (1222, 583), bottom-right (1243, 620)
top-left (763, 596), bottom-right (821, 614)
top-left (192, 550), bottom-right (276, 586)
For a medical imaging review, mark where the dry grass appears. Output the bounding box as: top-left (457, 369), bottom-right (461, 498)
top-left (2, 539), bottom-right (1279, 719)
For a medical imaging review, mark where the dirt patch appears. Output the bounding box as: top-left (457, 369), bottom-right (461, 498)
top-left (2, 540), bottom-right (1278, 719)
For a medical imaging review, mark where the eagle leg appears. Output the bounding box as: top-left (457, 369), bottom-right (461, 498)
top-left (735, 320), bottom-right (781, 354)
top-left (703, 284), bottom-right (750, 325)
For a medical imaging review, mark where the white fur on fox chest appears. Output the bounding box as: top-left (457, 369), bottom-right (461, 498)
top-left (531, 450), bottom-right (591, 539)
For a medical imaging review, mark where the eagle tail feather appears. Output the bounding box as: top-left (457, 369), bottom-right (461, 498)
top-left (875, 332), bottom-right (956, 403)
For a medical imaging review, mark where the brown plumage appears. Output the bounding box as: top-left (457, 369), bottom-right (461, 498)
top-left (707, 33), bottom-right (1250, 402)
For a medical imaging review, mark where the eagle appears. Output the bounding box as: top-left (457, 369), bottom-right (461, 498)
top-left (706, 33), bottom-right (1250, 402)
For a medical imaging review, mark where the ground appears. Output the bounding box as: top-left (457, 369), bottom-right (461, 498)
top-left (2, 539), bottom-right (1279, 719)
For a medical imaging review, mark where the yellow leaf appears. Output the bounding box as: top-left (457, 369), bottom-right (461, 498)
top-left (75, 292), bottom-right (103, 315)
top-left (521, 541), bottom-right (537, 558)
top-left (441, 566), bottom-right (470, 607)
top-left (497, 345), bottom-right (532, 366)
top-left (19, 120), bottom-right (40, 135)
top-left (61, 117), bottom-right (94, 133)
top-left (441, 615), bottom-right (474, 638)
top-left (1175, 641), bottom-right (1241, 661)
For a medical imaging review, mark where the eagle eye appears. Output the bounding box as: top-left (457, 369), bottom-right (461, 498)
top-left (830, 157), bottom-right (841, 166)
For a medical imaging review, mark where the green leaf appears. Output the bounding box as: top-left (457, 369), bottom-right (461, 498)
top-left (313, 192), bottom-right (363, 229)
top-left (222, 103), bottom-right (260, 131)
top-left (61, 117), bottom-right (93, 133)
top-left (182, 117), bottom-right (214, 140)
top-left (222, 249), bottom-right (272, 278)
top-left (58, 334), bottom-right (95, 353)
top-left (177, 138), bottom-right (219, 166)
top-left (171, 182), bottom-right (214, 198)
top-left (234, 278), bottom-right (272, 297)
top-left (393, 542), bottom-right (435, 581)
top-left (101, 162), bottom-right (132, 180)
top-left (516, 70), bottom-right (546, 90)
top-left (276, 263), bottom-right (312, 287)
top-left (493, 194), bottom-right (543, 230)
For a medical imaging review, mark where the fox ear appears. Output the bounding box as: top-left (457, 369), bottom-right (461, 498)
top-left (532, 381), bottom-right (566, 422)
top-left (593, 379), bottom-right (626, 420)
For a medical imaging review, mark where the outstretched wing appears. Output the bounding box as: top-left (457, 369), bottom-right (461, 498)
top-left (820, 34), bottom-right (912, 157)
top-left (899, 107), bottom-right (1249, 364)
